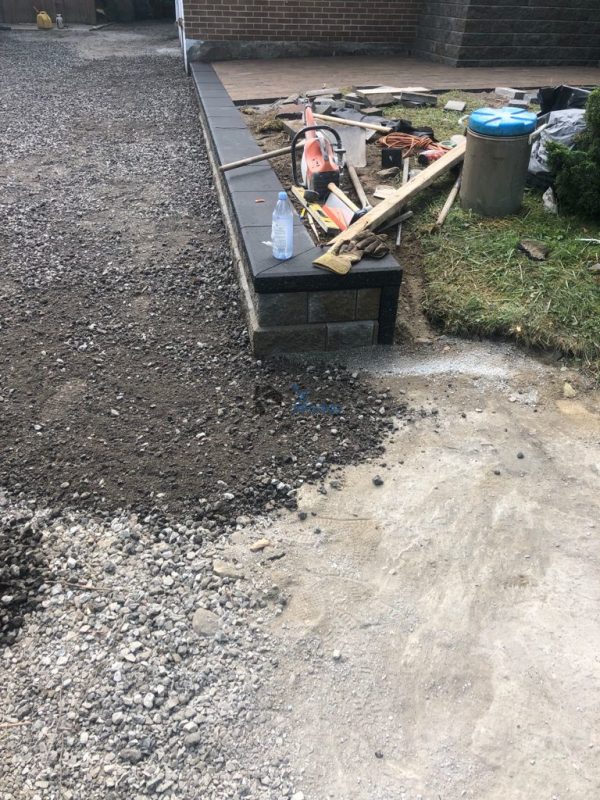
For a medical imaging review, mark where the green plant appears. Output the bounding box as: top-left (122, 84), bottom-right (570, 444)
top-left (548, 88), bottom-right (600, 218)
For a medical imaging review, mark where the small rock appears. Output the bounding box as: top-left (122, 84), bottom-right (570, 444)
top-left (191, 608), bottom-right (219, 637)
top-left (110, 408), bottom-right (120, 417)
top-left (143, 692), bottom-right (155, 709)
top-left (213, 559), bottom-right (242, 579)
top-left (375, 750), bottom-right (384, 759)
top-left (120, 747), bottom-right (143, 765)
top-left (372, 475), bottom-right (384, 486)
top-left (291, 793), bottom-right (305, 800)
top-left (332, 650), bottom-right (342, 661)
top-left (250, 538), bottom-right (271, 552)
top-left (517, 451), bottom-right (525, 460)
top-left (518, 239), bottom-right (549, 261)
top-left (588, 262), bottom-right (600, 273)
top-left (184, 732), bottom-right (202, 747)
top-left (377, 166), bottom-right (400, 178)
top-left (298, 511), bottom-right (308, 521)
top-left (563, 381), bottom-right (578, 398)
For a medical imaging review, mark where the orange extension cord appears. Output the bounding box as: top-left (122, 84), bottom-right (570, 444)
top-left (377, 133), bottom-right (442, 157)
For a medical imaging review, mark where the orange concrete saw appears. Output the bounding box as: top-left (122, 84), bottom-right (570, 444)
top-left (291, 107), bottom-right (345, 201)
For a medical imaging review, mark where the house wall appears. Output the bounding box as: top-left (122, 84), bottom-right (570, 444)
top-left (413, 0), bottom-right (470, 65)
top-left (458, 0), bottom-right (600, 66)
top-left (415, 0), bottom-right (600, 66)
top-left (184, 0), bottom-right (419, 47)
top-left (184, 0), bottom-right (600, 66)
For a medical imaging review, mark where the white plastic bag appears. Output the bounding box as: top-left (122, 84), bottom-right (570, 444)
top-left (529, 109), bottom-right (586, 177)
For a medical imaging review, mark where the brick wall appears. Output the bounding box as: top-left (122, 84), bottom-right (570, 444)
top-left (184, 0), bottom-right (420, 44)
top-left (415, 0), bottom-right (600, 66)
top-left (184, 0), bottom-right (600, 66)
top-left (413, 0), bottom-right (470, 65)
top-left (459, 1), bottom-right (600, 66)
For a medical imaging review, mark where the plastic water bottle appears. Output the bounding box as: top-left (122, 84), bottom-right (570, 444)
top-left (56, 13), bottom-right (64, 28)
top-left (271, 191), bottom-right (294, 260)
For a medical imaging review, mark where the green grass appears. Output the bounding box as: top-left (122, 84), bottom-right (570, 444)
top-left (377, 90), bottom-right (600, 375)
top-left (384, 90), bottom-right (486, 141)
top-left (420, 191), bottom-right (600, 373)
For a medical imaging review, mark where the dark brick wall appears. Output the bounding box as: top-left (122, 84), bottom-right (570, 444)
top-left (416, 0), bottom-right (600, 66)
top-left (459, 1), bottom-right (600, 66)
top-left (413, 1), bottom-right (471, 65)
top-left (184, 0), bottom-right (600, 66)
top-left (184, 0), bottom-right (420, 45)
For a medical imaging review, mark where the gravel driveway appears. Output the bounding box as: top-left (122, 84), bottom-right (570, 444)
top-left (0, 25), bottom-right (399, 799)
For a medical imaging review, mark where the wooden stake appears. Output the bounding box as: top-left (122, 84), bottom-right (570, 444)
top-left (402, 156), bottom-right (410, 185)
top-left (346, 163), bottom-right (369, 208)
top-left (433, 172), bottom-right (462, 230)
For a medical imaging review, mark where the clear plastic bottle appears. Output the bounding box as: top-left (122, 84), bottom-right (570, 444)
top-left (271, 191), bottom-right (294, 260)
top-left (56, 13), bottom-right (64, 28)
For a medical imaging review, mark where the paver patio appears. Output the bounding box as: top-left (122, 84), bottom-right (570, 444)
top-left (213, 55), bottom-right (600, 102)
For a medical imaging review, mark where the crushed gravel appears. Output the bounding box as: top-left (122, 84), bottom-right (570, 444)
top-left (0, 27), bottom-right (414, 799)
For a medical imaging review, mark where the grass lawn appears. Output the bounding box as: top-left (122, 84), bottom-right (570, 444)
top-left (421, 191), bottom-right (600, 373)
top-left (385, 91), bottom-right (600, 376)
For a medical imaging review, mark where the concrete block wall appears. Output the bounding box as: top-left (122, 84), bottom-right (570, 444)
top-left (251, 287), bottom-right (382, 355)
top-left (458, 1), bottom-right (600, 66)
top-left (415, 0), bottom-right (600, 66)
top-left (413, 1), bottom-right (471, 65)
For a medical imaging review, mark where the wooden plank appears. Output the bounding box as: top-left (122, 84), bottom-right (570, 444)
top-left (328, 141), bottom-right (466, 246)
top-left (313, 113), bottom-right (391, 134)
top-left (373, 185), bottom-right (396, 200)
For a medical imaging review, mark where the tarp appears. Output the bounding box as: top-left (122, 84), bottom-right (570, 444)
top-left (529, 109), bottom-right (587, 183)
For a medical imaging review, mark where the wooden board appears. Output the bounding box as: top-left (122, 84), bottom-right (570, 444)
top-left (328, 141), bottom-right (466, 246)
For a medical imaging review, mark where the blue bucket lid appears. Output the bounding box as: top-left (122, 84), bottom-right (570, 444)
top-left (469, 106), bottom-right (537, 137)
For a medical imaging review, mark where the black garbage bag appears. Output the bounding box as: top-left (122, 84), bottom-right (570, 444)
top-left (538, 85), bottom-right (591, 115)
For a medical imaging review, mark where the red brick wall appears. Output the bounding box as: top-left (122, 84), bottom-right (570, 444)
top-left (184, 0), bottom-right (420, 43)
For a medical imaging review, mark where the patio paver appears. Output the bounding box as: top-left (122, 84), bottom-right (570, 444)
top-left (213, 55), bottom-right (600, 102)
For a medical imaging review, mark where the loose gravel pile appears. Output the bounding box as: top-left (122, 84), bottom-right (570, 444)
top-left (0, 28), bottom-right (412, 799)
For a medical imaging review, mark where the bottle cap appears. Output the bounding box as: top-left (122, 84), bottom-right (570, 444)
top-left (278, 191), bottom-right (287, 200)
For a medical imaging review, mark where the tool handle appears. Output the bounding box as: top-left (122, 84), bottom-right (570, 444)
top-left (346, 163), bottom-right (369, 208)
top-left (313, 113), bottom-right (391, 134)
top-left (219, 141), bottom-right (305, 172)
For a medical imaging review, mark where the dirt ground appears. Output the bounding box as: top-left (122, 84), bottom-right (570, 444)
top-left (2, 23), bottom-right (600, 800)
top-left (226, 340), bottom-right (600, 800)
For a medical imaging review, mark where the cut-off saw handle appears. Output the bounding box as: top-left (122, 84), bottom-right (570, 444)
top-left (291, 125), bottom-right (345, 188)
